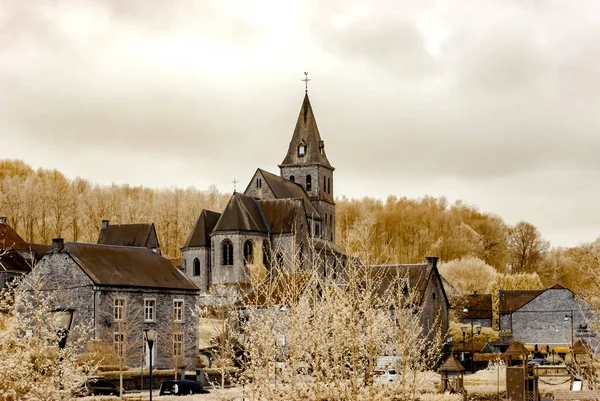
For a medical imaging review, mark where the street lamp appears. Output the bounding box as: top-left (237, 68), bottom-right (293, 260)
top-left (461, 326), bottom-right (467, 362)
top-left (462, 308), bottom-right (482, 373)
top-left (52, 307), bottom-right (75, 349)
top-left (564, 312), bottom-right (574, 349)
top-left (145, 329), bottom-right (157, 401)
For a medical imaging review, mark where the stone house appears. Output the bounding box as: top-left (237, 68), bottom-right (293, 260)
top-left (371, 257), bottom-right (450, 340)
top-left (35, 238), bottom-right (199, 370)
top-left (499, 284), bottom-right (594, 346)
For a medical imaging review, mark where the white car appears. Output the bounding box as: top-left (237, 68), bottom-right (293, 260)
top-left (374, 368), bottom-right (399, 382)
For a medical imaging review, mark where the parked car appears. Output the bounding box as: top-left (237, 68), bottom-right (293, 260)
top-left (374, 368), bottom-right (399, 382)
top-left (159, 380), bottom-right (210, 396)
top-left (79, 379), bottom-right (120, 396)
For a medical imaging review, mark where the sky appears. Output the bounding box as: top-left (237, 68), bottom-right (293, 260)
top-left (1, 0), bottom-right (600, 248)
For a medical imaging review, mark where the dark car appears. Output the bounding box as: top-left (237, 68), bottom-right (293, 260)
top-left (79, 379), bottom-right (119, 396)
top-left (159, 380), bottom-right (210, 396)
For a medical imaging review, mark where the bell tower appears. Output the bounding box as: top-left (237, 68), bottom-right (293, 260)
top-left (279, 92), bottom-right (336, 243)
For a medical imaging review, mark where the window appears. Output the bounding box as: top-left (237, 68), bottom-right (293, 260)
top-left (275, 252), bottom-right (283, 269)
top-left (243, 240), bottom-right (254, 265)
top-left (325, 213), bottom-right (327, 227)
top-left (173, 333), bottom-right (183, 358)
top-left (182, 258), bottom-right (187, 273)
top-left (206, 263), bottom-right (211, 290)
top-left (314, 222), bottom-right (320, 237)
top-left (298, 144), bottom-right (306, 157)
top-left (306, 175), bottom-right (312, 192)
top-left (432, 292), bottom-right (437, 300)
top-left (144, 299), bottom-right (156, 322)
top-left (173, 299), bottom-right (184, 322)
top-left (193, 258), bottom-right (200, 276)
top-left (290, 175), bottom-right (295, 183)
top-left (324, 176), bottom-right (327, 192)
top-left (327, 177), bottom-right (331, 194)
top-left (222, 239), bottom-right (233, 265)
top-left (114, 298), bottom-right (125, 321)
top-left (256, 178), bottom-right (262, 189)
top-left (114, 333), bottom-right (124, 357)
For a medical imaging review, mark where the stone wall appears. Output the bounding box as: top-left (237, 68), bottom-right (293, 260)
top-left (181, 247), bottom-right (211, 293)
top-left (210, 232), bottom-right (268, 288)
top-left (419, 268), bottom-right (450, 341)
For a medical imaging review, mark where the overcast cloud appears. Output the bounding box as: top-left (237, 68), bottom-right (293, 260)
top-left (1, 0), bottom-right (599, 247)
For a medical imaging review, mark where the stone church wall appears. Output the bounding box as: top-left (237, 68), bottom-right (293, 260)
top-left (181, 247), bottom-right (211, 293)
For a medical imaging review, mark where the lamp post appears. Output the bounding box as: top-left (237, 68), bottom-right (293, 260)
top-left (52, 307), bottom-right (75, 349)
top-left (462, 308), bottom-right (482, 373)
top-left (461, 326), bottom-right (467, 362)
top-left (145, 329), bottom-right (157, 401)
top-left (564, 312), bottom-right (574, 349)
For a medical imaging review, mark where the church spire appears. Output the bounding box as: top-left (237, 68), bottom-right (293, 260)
top-left (279, 93), bottom-right (333, 169)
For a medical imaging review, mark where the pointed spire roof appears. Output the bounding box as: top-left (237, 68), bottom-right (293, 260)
top-left (280, 94), bottom-right (333, 169)
top-left (504, 340), bottom-right (530, 356)
top-left (182, 210), bottom-right (222, 248)
top-left (439, 354), bottom-right (465, 372)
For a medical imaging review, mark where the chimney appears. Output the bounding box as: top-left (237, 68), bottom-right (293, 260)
top-left (101, 219), bottom-right (109, 230)
top-left (52, 238), bottom-right (64, 253)
top-left (0, 217), bottom-right (6, 224)
top-left (425, 256), bottom-right (438, 268)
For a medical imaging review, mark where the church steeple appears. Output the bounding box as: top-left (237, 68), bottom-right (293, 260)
top-left (280, 93), bottom-right (333, 169)
top-left (279, 91), bottom-right (336, 243)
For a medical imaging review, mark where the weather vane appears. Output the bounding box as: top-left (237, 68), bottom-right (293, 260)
top-left (302, 71), bottom-right (311, 93)
top-left (231, 178), bottom-right (238, 192)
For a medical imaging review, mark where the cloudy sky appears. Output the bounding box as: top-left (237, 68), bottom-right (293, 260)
top-left (1, 0), bottom-right (599, 247)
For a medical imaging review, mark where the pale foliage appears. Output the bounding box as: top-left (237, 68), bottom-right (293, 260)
top-left (0, 267), bottom-right (96, 400)
top-left (439, 256), bottom-right (498, 294)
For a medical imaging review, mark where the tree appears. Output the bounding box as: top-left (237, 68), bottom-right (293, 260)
top-left (508, 221), bottom-right (549, 274)
top-left (438, 256), bottom-right (498, 294)
top-left (0, 265), bottom-right (95, 400)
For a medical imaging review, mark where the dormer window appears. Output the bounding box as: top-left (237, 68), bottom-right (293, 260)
top-left (298, 144), bottom-right (306, 157)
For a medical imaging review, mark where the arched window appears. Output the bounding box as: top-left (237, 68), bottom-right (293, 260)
top-left (193, 258), bottom-right (200, 276)
top-left (262, 240), bottom-right (270, 268)
top-left (306, 175), bottom-right (312, 192)
top-left (298, 144), bottom-right (306, 157)
top-left (327, 177), bottom-right (331, 194)
top-left (222, 239), bottom-right (233, 266)
top-left (275, 252), bottom-right (283, 269)
top-left (324, 176), bottom-right (327, 193)
top-left (290, 175), bottom-right (295, 183)
top-left (315, 222), bottom-right (320, 237)
top-left (432, 292), bottom-right (437, 300)
top-left (243, 240), bottom-right (254, 265)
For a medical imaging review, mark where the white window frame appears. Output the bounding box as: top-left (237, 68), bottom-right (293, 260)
top-left (144, 298), bottom-right (156, 322)
top-left (114, 298), bottom-right (125, 321)
top-left (114, 332), bottom-right (125, 358)
top-left (173, 299), bottom-right (184, 322)
top-left (173, 332), bottom-right (183, 358)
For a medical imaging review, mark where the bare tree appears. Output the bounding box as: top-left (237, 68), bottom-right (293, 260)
top-left (508, 221), bottom-right (549, 274)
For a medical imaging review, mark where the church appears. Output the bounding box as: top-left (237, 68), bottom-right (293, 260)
top-left (180, 93), bottom-right (346, 295)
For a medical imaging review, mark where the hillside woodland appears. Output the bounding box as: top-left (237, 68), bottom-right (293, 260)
top-left (0, 159), bottom-right (598, 298)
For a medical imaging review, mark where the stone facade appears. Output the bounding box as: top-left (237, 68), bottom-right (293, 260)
top-left (500, 287), bottom-right (594, 346)
top-left (419, 265), bottom-right (450, 340)
top-left (181, 246), bottom-right (211, 292)
top-left (35, 245), bottom-right (199, 370)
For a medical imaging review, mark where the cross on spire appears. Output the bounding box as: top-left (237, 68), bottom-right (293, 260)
top-left (302, 71), bottom-right (311, 93)
top-left (231, 178), bottom-right (239, 192)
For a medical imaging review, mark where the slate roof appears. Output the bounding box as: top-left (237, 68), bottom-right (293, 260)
top-left (27, 243), bottom-right (52, 262)
top-left (454, 293), bottom-right (493, 320)
top-left (280, 93), bottom-right (333, 169)
top-left (370, 263), bottom-right (436, 306)
top-left (311, 238), bottom-right (346, 256)
top-left (183, 210), bottom-right (221, 248)
top-left (498, 289), bottom-right (545, 313)
top-left (0, 222), bottom-right (28, 250)
top-left (64, 242), bottom-right (198, 290)
top-left (97, 223), bottom-right (159, 248)
top-left (214, 192), bottom-right (268, 233)
top-left (257, 169), bottom-right (321, 218)
top-left (0, 251), bottom-right (31, 273)
top-left (257, 198), bottom-right (305, 234)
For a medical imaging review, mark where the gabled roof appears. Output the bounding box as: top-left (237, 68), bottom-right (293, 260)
top-left (370, 263), bottom-right (436, 306)
top-left (97, 223), bottom-right (159, 248)
top-left (498, 289), bottom-right (545, 313)
top-left (256, 169), bottom-right (321, 218)
top-left (183, 210), bottom-right (221, 248)
top-left (63, 242), bottom-right (198, 290)
top-left (439, 354), bottom-right (465, 372)
top-left (257, 198), bottom-right (305, 234)
top-left (27, 243), bottom-right (52, 262)
top-left (214, 192), bottom-right (268, 233)
top-left (280, 93), bottom-right (333, 169)
top-left (505, 340), bottom-right (530, 356)
top-left (0, 222), bottom-right (28, 250)
top-left (0, 251), bottom-right (31, 273)
top-left (453, 293), bottom-right (493, 320)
